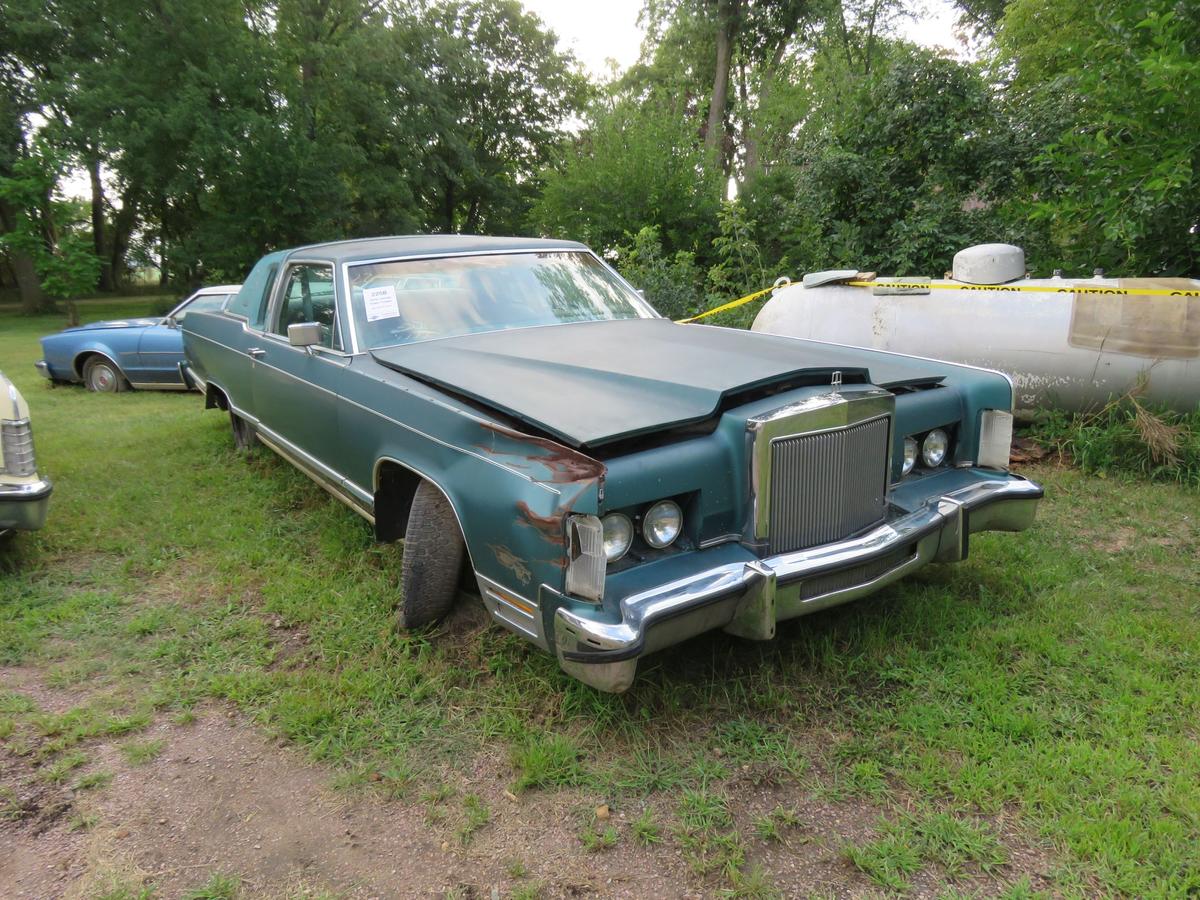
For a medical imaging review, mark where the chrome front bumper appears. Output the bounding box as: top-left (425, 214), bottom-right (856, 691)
top-left (34, 360), bottom-right (52, 380)
top-left (0, 477), bottom-right (53, 533)
top-left (553, 473), bottom-right (1043, 692)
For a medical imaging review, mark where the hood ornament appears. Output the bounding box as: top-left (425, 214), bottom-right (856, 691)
top-left (831, 370), bottom-right (842, 390)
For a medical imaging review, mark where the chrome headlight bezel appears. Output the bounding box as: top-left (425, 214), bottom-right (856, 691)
top-left (921, 428), bottom-right (949, 468)
top-left (600, 512), bottom-right (633, 562)
top-left (642, 499), bottom-right (683, 549)
top-left (902, 435), bottom-right (918, 476)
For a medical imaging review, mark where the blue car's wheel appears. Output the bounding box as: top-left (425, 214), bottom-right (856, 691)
top-left (83, 356), bottom-right (129, 393)
top-left (398, 480), bottom-right (464, 629)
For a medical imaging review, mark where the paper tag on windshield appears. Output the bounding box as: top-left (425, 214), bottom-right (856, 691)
top-left (363, 285), bottom-right (400, 322)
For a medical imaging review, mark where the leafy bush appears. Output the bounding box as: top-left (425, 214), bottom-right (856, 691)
top-left (613, 226), bottom-right (705, 321)
top-left (1033, 399), bottom-right (1200, 487)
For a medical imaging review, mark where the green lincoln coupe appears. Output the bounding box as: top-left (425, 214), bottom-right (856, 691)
top-left (181, 235), bottom-right (1042, 692)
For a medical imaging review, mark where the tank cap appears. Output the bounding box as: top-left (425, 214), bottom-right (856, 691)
top-left (952, 244), bottom-right (1025, 285)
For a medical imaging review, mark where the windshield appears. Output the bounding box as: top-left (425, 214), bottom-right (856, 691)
top-left (171, 292), bottom-right (230, 323)
top-left (347, 251), bottom-right (656, 350)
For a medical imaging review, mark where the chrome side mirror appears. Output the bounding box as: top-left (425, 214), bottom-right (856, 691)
top-left (287, 322), bottom-right (322, 348)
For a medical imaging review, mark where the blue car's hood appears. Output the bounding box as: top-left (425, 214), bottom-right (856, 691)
top-left (62, 318), bottom-right (163, 333)
top-left (371, 318), bottom-right (949, 449)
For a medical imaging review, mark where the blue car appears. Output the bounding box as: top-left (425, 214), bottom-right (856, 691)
top-left (36, 285), bottom-right (241, 392)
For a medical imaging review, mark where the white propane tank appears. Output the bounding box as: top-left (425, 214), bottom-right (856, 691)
top-left (752, 244), bottom-right (1200, 416)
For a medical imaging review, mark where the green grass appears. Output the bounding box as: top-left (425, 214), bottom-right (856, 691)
top-left (1033, 400), bottom-right (1200, 485)
top-left (181, 872), bottom-right (241, 900)
top-left (121, 737), bottom-right (166, 765)
top-left (2, 299), bottom-right (1200, 894)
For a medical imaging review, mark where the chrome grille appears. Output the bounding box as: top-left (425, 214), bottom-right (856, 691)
top-left (1, 419), bottom-right (36, 476)
top-left (768, 416), bottom-right (889, 553)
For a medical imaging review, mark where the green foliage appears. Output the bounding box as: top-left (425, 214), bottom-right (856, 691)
top-left (531, 93), bottom-right (721, 255)
top-left (613, 226), bottom-right (704, 320)
top-left (181, 872), bottom-right (240, 900)
top-left (996, 0), bottom-right (1200, 274)
top-left (510, 733), bottom-right (586, 791)
top-left (752, 46), bottom-right (1023, 277)
top-left (1032, 403), bottom-right (1200, 486)
top-left (0, 147), bottom-right (98, 301)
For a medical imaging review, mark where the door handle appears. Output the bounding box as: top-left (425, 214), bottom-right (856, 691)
top-left (248, 348), bottom-right (265, 359)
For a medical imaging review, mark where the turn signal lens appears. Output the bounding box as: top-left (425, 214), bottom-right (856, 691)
top-left (902, 436), bottom-right (918, 476)
top-left (921, 428), bottom-right (949, 468)
top-left (642, 500), bottom-right (683, 549)
top-left (978, 410), bottom-right (1014, 469)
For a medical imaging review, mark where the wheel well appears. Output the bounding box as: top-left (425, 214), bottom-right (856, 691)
top-left (373, 462), bottom-right (421, 542)
top-left (74, 351), bottom-right (120, 380)
top-left (205, 384), bottom-right (229, 411)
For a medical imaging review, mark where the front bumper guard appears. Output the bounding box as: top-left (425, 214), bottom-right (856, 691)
top-left (0, 477), bottom-right (53, 533)
top-left (553, 475), bottom-right (1042, 692)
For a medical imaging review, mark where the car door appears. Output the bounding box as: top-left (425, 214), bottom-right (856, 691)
top-left (137, 292), bottom-right (230, 385)
top-left (251, 262), bottom-right (349, 473)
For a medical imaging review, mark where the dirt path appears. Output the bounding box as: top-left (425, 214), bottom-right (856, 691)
top-left (0, 668), bottom-right (1055, 899)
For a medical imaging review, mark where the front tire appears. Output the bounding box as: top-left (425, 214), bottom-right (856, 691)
top-left (83, 356), bottom-right (128, 393)
top-left (397, 480), bottom-right (465, 629)
top-left (230, 412), bottom-right (259, 451)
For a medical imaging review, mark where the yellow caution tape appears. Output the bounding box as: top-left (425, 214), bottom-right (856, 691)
top-left (675, 285), bottom-right (780, 323)
top-left (844, 280), bottom-right (1200, 297)
top-left (677, 278), bottom-right (1200, 324)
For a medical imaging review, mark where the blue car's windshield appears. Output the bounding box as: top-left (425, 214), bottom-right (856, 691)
top-left (347, 251), bottom-right (657, 350)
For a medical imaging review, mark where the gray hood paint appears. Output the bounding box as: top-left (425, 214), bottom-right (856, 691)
top-left (371, 319), bottom-right (951, 449)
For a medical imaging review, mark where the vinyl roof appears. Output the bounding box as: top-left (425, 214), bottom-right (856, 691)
top-left (285, 234), bottom-right (587, 265)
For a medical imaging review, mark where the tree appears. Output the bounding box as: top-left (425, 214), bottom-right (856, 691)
top-left (746, 45), bottom-right (1025, 275)
top-left (415, 0), bottom-right (588, 234)
top-left (531, 93), bottom-right (721, 256)
top-left (995, 0), bottom-right (1200, 274)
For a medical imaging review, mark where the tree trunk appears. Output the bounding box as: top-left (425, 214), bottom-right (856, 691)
top-left (705, 0), bottom-right (736, 165)
top-left (106, 188), bottom-right (138, 291)
top-left (442, 180), bottom-right (456, 233)
top-left (0, 196), bottom-right (49, 314)
top-left (89, 155), bottom-right (114, 292)
top-left (11, 249), bottom-right (47, 314)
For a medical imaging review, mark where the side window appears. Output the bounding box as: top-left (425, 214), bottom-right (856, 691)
top-left (273, 264), bottom-right (340, 350)
top-left (227, 258), bottom-right (280, 327)
top-left (173, 294), bottom-right (227, 323)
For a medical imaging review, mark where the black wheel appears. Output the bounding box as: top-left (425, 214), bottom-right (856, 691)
top-left (398, 480), bottom-right (465, 629)
top-left (83, 356), bottom-right (129, 393)
top-left (230, 411), bottom-right (259, 451)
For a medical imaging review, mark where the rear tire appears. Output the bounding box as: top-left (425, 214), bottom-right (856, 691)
top-left (230, 412), bottom-right (259, 451)
top-left (397, 481), bottom-right (465, 629)
top-left (83, 356), bottom-right (128, 393)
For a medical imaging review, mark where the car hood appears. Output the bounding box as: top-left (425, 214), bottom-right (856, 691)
top-left (60, 318), bottom-right (163, 333)
top-left (371, 319), bottom-right (954, 449)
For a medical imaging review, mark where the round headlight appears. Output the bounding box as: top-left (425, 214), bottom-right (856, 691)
top-left (601, 513), bottom-right (633, 562)
top-left (902, 436), bottom-right (918, 476)
top-left (642, 500), bottom-right (683, 549)
top-left (921, 428), bottom-right (949, 468)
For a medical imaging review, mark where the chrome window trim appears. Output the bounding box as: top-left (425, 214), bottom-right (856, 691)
top-left (267, 260), bottom-right (345, 353)
top-left (745, 387), bottom-right (895, 545)
top-left (340, 248), bottom-right (659, 354)
top-left (130, 382), bottom-right (189, 391)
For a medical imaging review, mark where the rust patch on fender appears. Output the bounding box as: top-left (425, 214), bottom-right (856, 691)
top-left (516, 500), bottom-right (565, 546)
top-left (478, 422), bottom-right (607, 484)
top-left (488, 544), bottom-right (532, 585)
